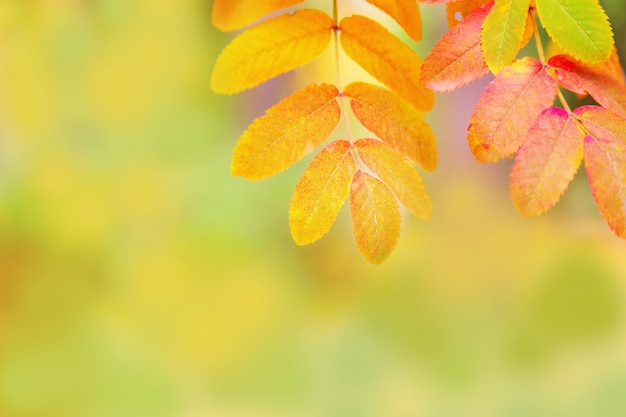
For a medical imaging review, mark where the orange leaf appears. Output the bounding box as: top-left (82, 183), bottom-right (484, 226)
top-left (421, 2), bottom-right (492, 92)
top-left (520, 8), bottom-right (536, 49)
top-left (584, 135), bottom-right (626, 238)
top-left (602, 48), bottom-right (626, 86)
top-left (355, 138), bottom-right (432, 220)
top-left (575, 105), bottom-right (626, 145)
top-left (365, 0), bottom-right (422, 41)
top-left (340, 14), bottom-right (434, 112)
top-left (212, 0), bottom-right (305, 32)
top-left (446, 0), bottom-right (491, 28)
top-left (211, 9), bottom-right (333, 94)
top-left (350, 171), bottom-right (401, 264)
top-left (467, 57), bottom-right (558, 162)
top-left (344, 82), bottom-right (437, 171)
top-left (510, 107), bottom-right (584, 216)
top-left (419, 0), bottom-right (460, 3)
top-left (289, 140), bottom-right (356, 245)
top-left (231, 83), bottom-right (340, 180)
top-left (549, 54), bottom-right (626, 118)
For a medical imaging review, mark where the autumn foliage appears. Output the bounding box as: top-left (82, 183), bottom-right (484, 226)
top-left (211, 0), bottom-right (626, 263)
top-left (422, 0), bottom-right (625, 239)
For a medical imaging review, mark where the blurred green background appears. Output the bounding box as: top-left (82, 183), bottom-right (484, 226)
top-left (1, 1), bottom-right (626, 416)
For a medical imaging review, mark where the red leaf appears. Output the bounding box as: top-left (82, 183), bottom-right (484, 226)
top-left (584, 135), bottom-right (626, 238)
top-left (510, 107), bottom-right (584, 216)
top-left (574, 105), bottom-right (626, 145)
top-left (467, 57), bottom-right (558, 162)
top-left (421, 2), bottom-right (493, 91)
top-left (549, 54), bottom-right (626, 118)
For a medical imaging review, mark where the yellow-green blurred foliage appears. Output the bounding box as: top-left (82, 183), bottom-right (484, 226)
top-left (1, 1), bottom-right (626, 416)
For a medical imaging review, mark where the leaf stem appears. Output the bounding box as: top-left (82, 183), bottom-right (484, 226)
top-left (333, 0), bottom-right (358, 160)
top-left (532, 11), bottom-right (573, 115)
top-left (532, 14), bottom-right (546, 65)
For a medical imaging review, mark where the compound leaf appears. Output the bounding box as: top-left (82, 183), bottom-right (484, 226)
top-left (355, 138), bottom-right (432, 220)
top-left (344, 82), bottom-right (437, 171)
top-left (212, 0), bottom-right (305, 31)
top-left (549, 54), bottom-right (626, 118)
top-left (350, 171), bottom-right (401, 264)
top-left (510, 107), bottom-right (584, 216)
top-left (584, 135), bottom-right (626, 238)
top-left (468, 57), bottom-right (558, 162)
top-left (422, 2), bottom-right (493, 91)
top-left (211, 9), bottom-right (333, 94)
top-left (340, 14), bottom-right (434, 111)
top-left (231, 83), bottom-right (340, 179)
top-left (289, 140), bottom-right (356, 245)
top-left (535, 0), bottom-right (613, 63)
top-left (365, 0), bottom-right (422, 41)
top-left (481, 0), bottom-right (531, 74)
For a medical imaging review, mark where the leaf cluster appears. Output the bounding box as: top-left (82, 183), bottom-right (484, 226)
top-left (211, 0), bottom-right (626, 264)
top-left (210, 0), bottom-right (435, 263)
top-left (422, 0), bottom-right (626, 238)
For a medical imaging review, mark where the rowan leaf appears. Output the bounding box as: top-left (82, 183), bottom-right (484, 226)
top-left (421, 2), bottom-right (493, 92)
top-left (365, 0), bottom-right (422, 41)
top-left (211, 9), bottom-right (333, 94)
top-left (584, 135), bottom-right (626, 238)
top-left (510, 107), bottom-right (584, 216)
top-left (467, 57), bottom-right (558, 162)
top-left (446, 0), bottom-right (491, 28)
top-left (481, 0), bottom-right (531, 74)
top-left (350, 171), bottom-right (401, 264)
top-left (520, 8), bottom-right (536, 49)
top-left (549, 54), bottom-right (626, 118)
top-left (231, 83), bottom-right (340, 180)
top-left (289, 140), bottom-right (356, 245)
top-left (575, 105), bottom-right (626, 145)
top-left (419, 0), bottom-right (461, 4)
top-left (603, 48), bottom-right (626, 86)
top-left (211, 0), bottom-right (305, 32)
top-left (535, 0), bottom-right (613, 63)
top-left (344, 82), bottom-right (437, 171)
top-left (355, 138), bottom-right (432, 220)
top-left (340, 14), bottom-right (434, 112)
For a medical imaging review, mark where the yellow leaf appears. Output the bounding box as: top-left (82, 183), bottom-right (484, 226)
top-left (365, 0), bottom-right (423, 41)
top-left (350, 170), bottom-right (401, 264)
top-left (355, 138), bottom-right (432, 220)
top-left (289, 140), bottom-right (356, 245)
top-left (340, 14), bottom-right (434, 112)
top-left (344, 82), bottom-right (437, 170)
top-left (231, 83), bottom-right (340, 180)
top-left (211, 9), bottom-right (333, 94)
top-left (212, 0), bottom-right (305, 31)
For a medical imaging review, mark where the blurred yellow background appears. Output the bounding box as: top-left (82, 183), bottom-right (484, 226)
top-left (1, 1), bottom-right (626, 416)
